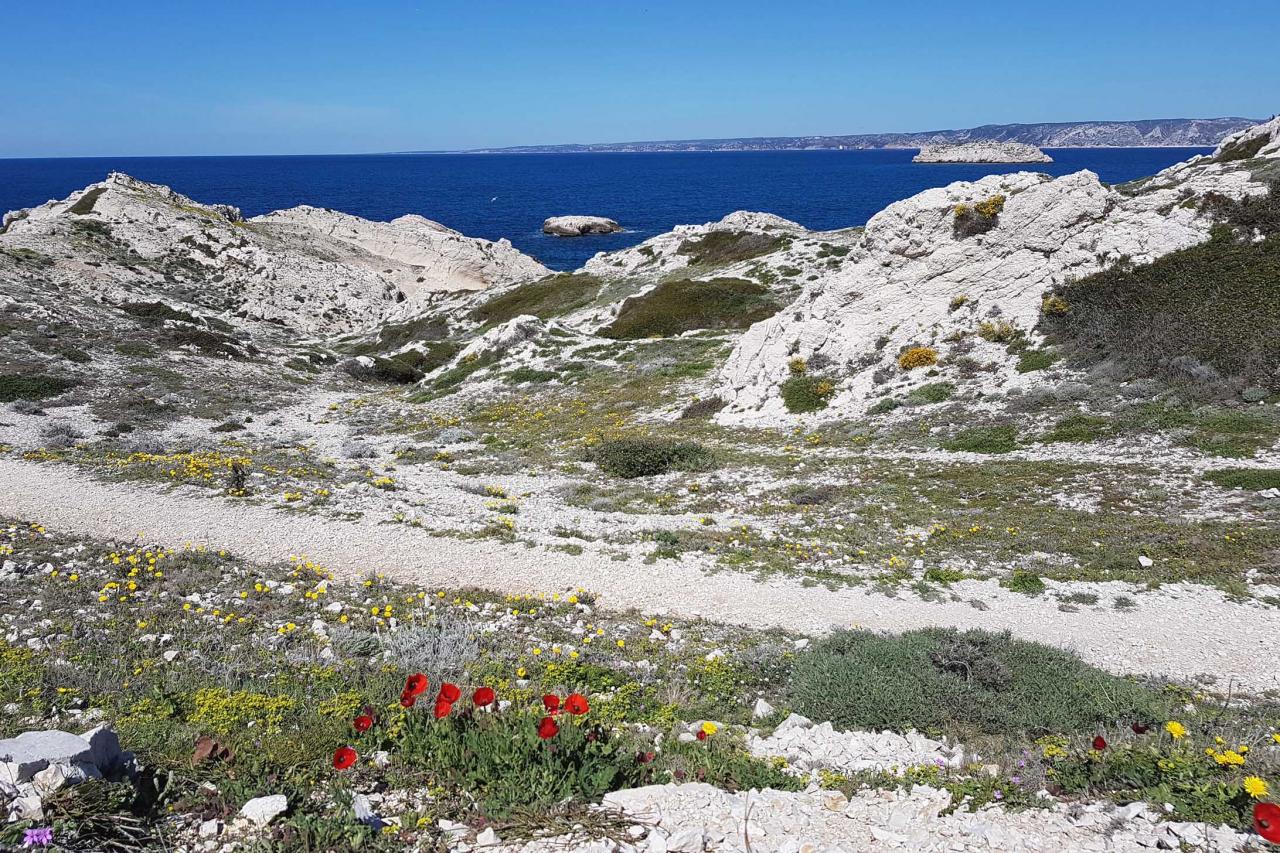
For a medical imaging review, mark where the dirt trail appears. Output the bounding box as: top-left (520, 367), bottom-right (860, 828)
top-left (1, 458), bottom-right (1276, 692)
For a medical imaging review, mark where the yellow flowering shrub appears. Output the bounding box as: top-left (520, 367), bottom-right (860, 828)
top-left (897, 346), bottom-right (939, 370)
top-left (188, 688), bottom-right (298, 734)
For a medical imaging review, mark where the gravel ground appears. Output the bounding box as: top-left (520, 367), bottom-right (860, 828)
top-left (2, 457), bottom-right (1277, 693)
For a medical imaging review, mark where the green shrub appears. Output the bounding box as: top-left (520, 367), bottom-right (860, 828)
top-left (1041, 183), bottom-right (1280, 391)
top-left (600, 278), bottom-right (780, 340)
top-left (788, 628), bottom-right (1168, 736)
top-left (953, 196), bottom-right (1005, 238)
top-left (471, 274), bottom-right (602, 326)
top-left (780, 375), bottom-right (836, 413)
top-left (1016, 349), bottom-right (1058, 373)
top-left (591, 437), bottom-right (716, 478)
top-left (67, 186), bottom-right (107, 215)
top-left (942, 425), bottom-right (1019, 454)
top-left (390, 342), bottom-right (460, 375)
top-left (120, 301), bottom-right (200, 325)
top-left (0, 374), bottom-right (77, 403)
top-left (978, 320), bottom-right (1025, 346)
top-left (1204, 467), bottom-right (1280, 490)
top-left (1000, 570), bottom-right (1046, 595)
top-left (675, 231), bottom-right (786, 267)
top-left (1041, 414), bottom-right (1109, 444)
top-left (906, 382), bottom-right (954, 405)
top-left (504, 367), bottom-right (558, 384)
top-left (868, 397), bottom-right (901, 415)
top-left (679, 397), bottom-right (727, 420)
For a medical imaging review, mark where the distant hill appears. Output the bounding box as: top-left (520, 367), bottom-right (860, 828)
top-left (459, 117), bottom-right (1262, 154)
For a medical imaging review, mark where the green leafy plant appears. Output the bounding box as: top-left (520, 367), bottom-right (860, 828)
top-left (591, 437), bottom-right (716, 478)
top-left (780, 375), bottom-right (836, 413)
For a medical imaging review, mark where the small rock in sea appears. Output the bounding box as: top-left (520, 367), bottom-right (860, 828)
top-left (542, 216), bottom-right (623, 237)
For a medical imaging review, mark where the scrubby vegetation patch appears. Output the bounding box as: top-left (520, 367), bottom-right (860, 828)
top-left (600, 278), bottom-right (780, 340)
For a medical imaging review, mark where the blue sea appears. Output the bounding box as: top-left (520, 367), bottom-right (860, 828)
top-left (0, 148), bottom-right (1209, 271)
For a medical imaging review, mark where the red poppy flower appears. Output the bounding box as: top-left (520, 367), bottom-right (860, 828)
top-left (542, 694), bottom-right (561, 714)
top-left (635, 751), bottom-right (655, 764)
top-left (433, 698), bottom-right (453, 719)
top-left (537, 716), bottom-right (560, 739)
top-left (400, 693), bottom-right (416, 708)
top-left (438, 682), bottom-right (461, 703)
top-left (1256, 803), bottom-right (1280, 843)
top-left (696, 730), bottom-right (708, 741)
top-left (1092, 736), bottom-right (1107, 751)
top-left (353, 714), bottom-right (374, 733)
top-left (404, 673), bottom-right (429, 697)
top-left (564, 693), bottom-right (590, 716)
top-left (1130, 723), bottom-right (1150, 734)
top-left (332, 746), bottom-right (358, 770)
top-left (473, 687), bottom-right (496, 707)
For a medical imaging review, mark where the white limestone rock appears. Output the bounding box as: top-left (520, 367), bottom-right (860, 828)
top-left (0, 173), bottom-right (549, 336)
top-left (543, 216), bottom-right (623, 236)
top-left (0, 730), bottom-right (94, 782)
top-left (239, 793), bottom-right (288, 826)
top-left (914, 141), bottom-right (1052, 163)
top-left (713, 115), bottom-right (1280, 424)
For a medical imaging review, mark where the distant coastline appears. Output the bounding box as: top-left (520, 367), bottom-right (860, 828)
top-left (438, 116), bottom-right (1256, 155)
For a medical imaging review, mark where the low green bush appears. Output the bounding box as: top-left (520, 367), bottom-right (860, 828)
top-left (942, 425), bottom-right (1019, 454)
top-left (1016, 349), bottom-right (1058, 373)
top-left (471, 274), bottom-right (602, 326)
top-left (1204, 468), bottom-right (1280, 490)
top-left (120, 301), bottom-right (200, 325)
top-left (780, 375), bottom-right (836, 413)
top-left (1041, 414), bottom-right (1109, 444)
top-left (675, 231), bottom-right (786, 267)
top-left (867, 397), bottom-right (901, 415)
top-left (905, 382), bottom-right (954, 405)
top-left (788, 628), bottom-right (1168, 735)
top-left (504, 367), bottom-right (558, 384)
top-left (591, 437), bottom-right (715, 478)
top-left (0, 374), bottom-right (77, 403)
top-left (600, 278), bottom-right (780, 340)
top-left (1041, 182), bottom-right (1280, 391)
top-left (1000, 570), bottom-right (1047, 595)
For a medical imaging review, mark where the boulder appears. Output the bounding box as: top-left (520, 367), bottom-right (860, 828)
top-left (542, 216), bottom-right (623, 236)
top-left (0, 730), bottom-right (94, 782)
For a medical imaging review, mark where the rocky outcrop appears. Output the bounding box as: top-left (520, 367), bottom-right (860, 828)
top-left (0, 173), bottom-right (549, 336)
top-left (914, 141), bottom-right (1052, 163)
top-left (714, 116), bottom-right (1280, 422)
top-left (583, 211), bottom-right (803, 279)
top-left (542, 216), bottom-right (623, 236)
top-left (0, 726), bottom-right (131, 822)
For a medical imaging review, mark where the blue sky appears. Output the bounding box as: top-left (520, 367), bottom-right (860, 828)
top-left (2, 0), bottom-right (1277, 157)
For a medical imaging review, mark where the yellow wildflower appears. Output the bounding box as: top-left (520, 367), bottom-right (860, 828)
top-left (1244, 776), bottom-right (1270, 799)
top-left (1165, 721), bottom-right (1187, 740)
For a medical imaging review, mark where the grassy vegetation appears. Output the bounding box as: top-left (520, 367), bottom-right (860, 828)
top-left (905, 382), bottom-right (954, 405)
top-left (1042, 182), bottom-right (1280, 393)
top-left (590, 437), bottom-right (716, 478)
top-left (0, 373), bottom-right (77, 403)
top-left (789, 628), bottom-right (1168, 736)
top-left (675, 230), bottom-right (786, 267)
top-left (1204, 468), bottom-right (1280, 490)
top-left (600, 278), bottom-right (780, 340)
top-left (471, 273), bottom-right (603, 326)
top-left (119, 301), bottom-right (201, 326)
top-left (942, 425), bottom-right (1020, 454)
top-left (67, 186), bottom-right (107, 215)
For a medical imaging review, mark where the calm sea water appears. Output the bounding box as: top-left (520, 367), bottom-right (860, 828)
top-left (0, 148), bottom-right (1209, 270)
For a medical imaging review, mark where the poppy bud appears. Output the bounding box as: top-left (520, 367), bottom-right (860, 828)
top-left (1092, 735), bottom-right (1107, 751)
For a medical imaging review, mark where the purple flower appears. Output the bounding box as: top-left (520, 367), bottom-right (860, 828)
top-left (992, 790), bottom-right (1004, 801)
top-left (22, 827), bottom-right (53, 848)
top-left (1011, 775), bottom-right (1022, 784)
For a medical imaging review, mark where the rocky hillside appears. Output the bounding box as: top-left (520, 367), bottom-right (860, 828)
top-left (715, 116), bottom-right (1280, 422)
top-left (0, 173), bottom-right (547, 337)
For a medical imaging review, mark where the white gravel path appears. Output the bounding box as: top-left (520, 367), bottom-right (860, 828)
top-left (1, 458), bottom-right (1276, 692)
